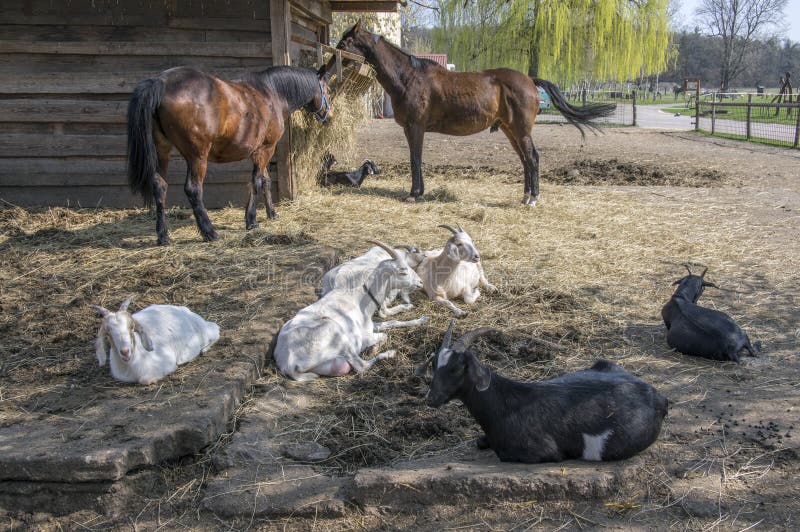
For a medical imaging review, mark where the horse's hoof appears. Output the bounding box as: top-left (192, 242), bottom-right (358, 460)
top-left (404, 196), bottom-right (417, 203)
top-left (246, 222), bottom-right (259, 230)
top-left (202, 231), bottom-right (220, 242)
top-left (268, 211), bottom-right (280, 220)
top-left (157, 236), bottom-right (171, 246)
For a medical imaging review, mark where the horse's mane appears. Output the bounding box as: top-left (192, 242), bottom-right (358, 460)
top-left (243, 66), bottom-right (319, 109)
top-left (379, 37), bottom-right (443, 70)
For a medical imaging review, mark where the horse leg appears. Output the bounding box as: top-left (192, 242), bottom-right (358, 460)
top-left (403, 123), bottom-right (425, 201)
top-left (245, 165), bottom-right (260, 230)
top-left (184, 155), bottom-right (219, 241)
top-left (520, 135), bottom-right (540, 206)
top-left (153, 135), bottom-right (172, 245)
top-left (500, 125), bottom-right (535, 206)
top-left (252, 145), bottom-right (278, 221)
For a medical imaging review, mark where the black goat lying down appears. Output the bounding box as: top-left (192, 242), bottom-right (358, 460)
top-left (320, 153), bottom-right (380, 187)
top-left (418, 321), bottom-right (668, 464)
top-left (662, 265), bottom-right (758, 362)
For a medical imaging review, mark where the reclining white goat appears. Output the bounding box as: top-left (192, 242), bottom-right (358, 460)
top-left (274, 241), bottom-right (428, 381)
top-left (91, 296), bottom-right (220, 385)
top-left (320, 244), bottom-right (425, 316)
top-left (415, 224), bottom-right (496, 317)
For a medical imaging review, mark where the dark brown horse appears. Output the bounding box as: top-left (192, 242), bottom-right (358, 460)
top-left (127, 65), bottom-right (331, 244)
top-left (333, 22), bottom-right (614, 206)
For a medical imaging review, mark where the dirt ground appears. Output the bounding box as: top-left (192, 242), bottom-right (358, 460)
top-left (1, 120), bottom-right (799, 530)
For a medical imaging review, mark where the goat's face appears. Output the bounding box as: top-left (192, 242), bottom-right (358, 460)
top-left (386, 255), bottom-right (423, 293)
top-left (426, 348), bottom-right (490, 407)
top-left (445, 231), bottom-right (480, 263)
top-left (364, 160), bottom-right (380, 175)
top-left (101, 311), bottom-right (137, 363)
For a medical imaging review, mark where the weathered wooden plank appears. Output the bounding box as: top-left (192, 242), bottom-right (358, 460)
top-left (0, 24), bottom-right (267, 43)
top-left (329, 1), bottom-right (398, 12)
top-left (0, 68), bottom-right (247, 94)
top-left (0, 54), bottom-right (272, 75)
top-left (173, 0), bottom-right (268, 19)
top-left (0, 134), bottom-right (126, 157)
top-left (271, 0), bottom-right (296, 201)
top-left (0, 158), bottom-right (253, 187)
top-left (0, 99), bottom-right (126, 124)
top-left (0, 41), bottom-right (272, 58)
top-left (290, 0), bottom-right (333, 24)
top-left (167, 17), bottom-right (267, 31)
top-left (0, 184), bottom-right (252, 209)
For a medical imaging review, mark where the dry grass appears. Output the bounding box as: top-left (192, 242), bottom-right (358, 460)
top-left (1, 128), bottom-right (798, 527)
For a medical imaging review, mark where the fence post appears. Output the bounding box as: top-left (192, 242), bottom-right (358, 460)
top-left (746, 94), bottom-right (752, 140)
top-left (794, 103), bottom-right (800, 148)
top-left (711, 102), bottom-right (716, 135)
top-left (694, 85), bottom-right (700, 132)
top-left (632, 90), bottom-right (637, 126)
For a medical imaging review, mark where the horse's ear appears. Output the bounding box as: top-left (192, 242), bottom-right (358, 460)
top-left (354, 19), bottom-right (362, 31)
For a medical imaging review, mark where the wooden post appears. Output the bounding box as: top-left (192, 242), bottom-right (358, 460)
top-left (270, 0), bottom-right (295, 200)
top-left (335, 49), bottom-right (343, 79)
top-left (794, 102), bottom-right (800, 148)
top-left (746, 93), bottom-right (752, 140)
top-left (316, 43), bottom-right (323, 68)
top-left (631, 90), bottom-right (637, 126)
top-left (694, 81), bottom-right (700, 131)
top-left (711, 101), bottom-right (716, 134)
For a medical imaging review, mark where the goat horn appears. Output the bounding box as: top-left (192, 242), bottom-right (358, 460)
top-left (439, 319), bottom-right (455, 353)
top-left (438, 224), bottom-right (458, 235)
top-left (453, 327), bottom-right (496, 352)
top-left (90, 305), bottom-right (111, 318)
top-left (118, 295), bottom-right (136, 312)
top-left (700, 266), bottom-right (708, 278)
top-left (682, 263), bottom-right (692, 275)
top-left (457, 223), bottom-right (465, 233)
top-left (367, 240), bottom-right (399, 260)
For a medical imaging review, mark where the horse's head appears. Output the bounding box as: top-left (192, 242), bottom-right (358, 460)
top-left (336, 20), bottom-right (377, 56)
top-left (307, 70), bottom-right (332, 124)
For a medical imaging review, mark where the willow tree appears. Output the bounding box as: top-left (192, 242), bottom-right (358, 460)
top-left (435, 0), bottom-right (671, 84)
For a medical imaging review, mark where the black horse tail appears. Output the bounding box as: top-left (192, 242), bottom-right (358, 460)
top-left (532, 78), bottom-right (616, 140)
top-left (127, 77), bottom-right (166, 207)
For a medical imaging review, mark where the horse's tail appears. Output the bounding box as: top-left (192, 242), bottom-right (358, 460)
top-left (532, 78), bottom-right (616, 140)
top-left (126, 76), bottom-right (166, 207)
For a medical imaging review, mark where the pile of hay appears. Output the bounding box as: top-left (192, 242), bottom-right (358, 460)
top-left (290, 58), bottom-right (378, 191)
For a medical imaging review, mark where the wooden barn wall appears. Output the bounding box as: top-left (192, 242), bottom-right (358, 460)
top-left (0, 0), bottom-right (274, 209)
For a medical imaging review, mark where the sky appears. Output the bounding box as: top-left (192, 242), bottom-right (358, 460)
top-left (676, 0), bottom-right (800, 43)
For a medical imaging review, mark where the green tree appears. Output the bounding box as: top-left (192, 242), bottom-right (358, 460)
top-left (435, 0), bottom-right (672, 84)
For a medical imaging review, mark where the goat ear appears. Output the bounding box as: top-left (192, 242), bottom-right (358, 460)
top-left (90, 305), bottom-right (111, 318)
top-left (702, 281), bottom-right (719, 288)
top-left (95, 323), bottom-right (108, 366)
top-left (119, 295), bottom-right (135, 312)
top-left (133, 319), bottom-right (154, 351)
top-left (466, 352), bottom-right (490, 392)
top-left (671, 279), bottom-right (681, 286)
top-left (414, 354), bottom-right (434, 378)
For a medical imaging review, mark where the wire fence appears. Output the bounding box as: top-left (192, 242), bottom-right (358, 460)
top-left (695, 93), bottom-right (800, 148)
top-left (538, 90), bottom-right (636, 127)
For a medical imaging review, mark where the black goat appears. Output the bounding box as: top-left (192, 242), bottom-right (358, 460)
top-left (662, 265), bottom-right (758, 362)
top-left (320, 153), bottom-right (380, 187)
top-left (418, 321), bottom-right (668, 464)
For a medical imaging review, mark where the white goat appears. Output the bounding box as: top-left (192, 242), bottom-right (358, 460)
top-left (91, 296), bottom-right (220, 385)
top-left (320, 244), bottom-right (425, 316)
top-left (415, 224), bottom-right (496, 317)
top-left (274, 241), bottom-right (429, 382)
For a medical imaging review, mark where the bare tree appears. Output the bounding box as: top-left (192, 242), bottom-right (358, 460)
top-left (696, 0), bottom-right (788, 90)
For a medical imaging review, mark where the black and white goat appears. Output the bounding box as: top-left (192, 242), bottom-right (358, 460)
top-left (418, 321), bottom-right (668, 463)
top-left (321, 153), bottom-right (380, 187)
top-left (661, 265), bottom-right (758, 362)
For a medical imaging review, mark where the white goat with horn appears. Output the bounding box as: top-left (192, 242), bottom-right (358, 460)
top-left (415, 224), bottom-right (496, 317)
top-left (274, 240), bottom-right (429, 381)
top-left (91, 296), bottom-right (220, 385)
top-left (320, 243), bottom-right (426, 316)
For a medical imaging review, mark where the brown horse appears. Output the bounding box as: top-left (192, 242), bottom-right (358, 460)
top-left (333, 22), bottom-right (614, 206)
top-left (127, 65), bottom-right (331, 245)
